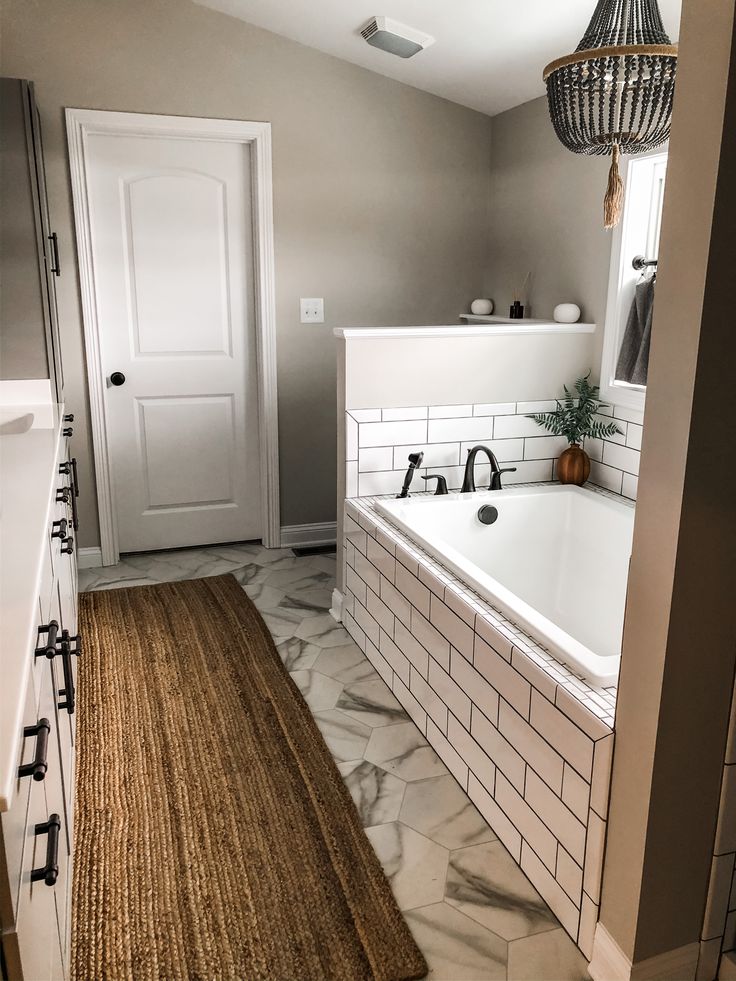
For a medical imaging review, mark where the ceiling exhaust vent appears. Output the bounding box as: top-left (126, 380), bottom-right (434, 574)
top-left (360, 17), bottom-right (435, 59)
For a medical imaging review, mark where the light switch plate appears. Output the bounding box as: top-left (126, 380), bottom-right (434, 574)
top-left (300, 298), bottom-right (324, 324)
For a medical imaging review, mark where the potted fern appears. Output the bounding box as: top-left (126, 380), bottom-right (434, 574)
top-left (527, 375), bottom-right (623, 485)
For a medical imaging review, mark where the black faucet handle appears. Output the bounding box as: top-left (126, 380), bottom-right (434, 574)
top-left (490, 467), bottom-right (517, 491)
top-left (422, 474), bottom-right (449, 496)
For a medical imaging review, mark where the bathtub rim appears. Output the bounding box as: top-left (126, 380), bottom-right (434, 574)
top-left (374, 485), bottom-right (631, 688)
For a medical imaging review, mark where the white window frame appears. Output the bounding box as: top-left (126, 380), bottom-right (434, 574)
top-left (600, 150), bottom-right (668, 412)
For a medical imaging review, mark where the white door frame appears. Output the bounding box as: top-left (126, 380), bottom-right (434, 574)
top-left (66, 109), bottom-right (280, 564)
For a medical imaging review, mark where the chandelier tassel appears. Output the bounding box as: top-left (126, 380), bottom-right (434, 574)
top-left (604, 145), bottom-right (625, 229)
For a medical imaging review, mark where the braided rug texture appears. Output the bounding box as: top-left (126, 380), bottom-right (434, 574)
top-left (73, 573), bottom-right (427, 981)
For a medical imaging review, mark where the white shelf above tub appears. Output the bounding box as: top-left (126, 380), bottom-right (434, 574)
top-left (334, 321), bottom-right (596, 339)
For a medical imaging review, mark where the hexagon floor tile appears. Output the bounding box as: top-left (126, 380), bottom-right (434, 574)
top-left (400, 773), bottom-right (497, 850)
top-left (338, 759), bottom-right (407, 827)
top-left (365, 822), bottom-right (449, 910)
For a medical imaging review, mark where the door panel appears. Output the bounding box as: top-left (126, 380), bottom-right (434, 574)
top-left (84, 129), bottom-right (261, 552)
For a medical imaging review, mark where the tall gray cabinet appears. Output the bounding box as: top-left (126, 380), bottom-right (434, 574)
top-left (0, 78), bottom-right (63, 396)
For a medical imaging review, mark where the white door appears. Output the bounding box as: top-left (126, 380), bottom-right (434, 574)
top-left (83, 129), bottom-right (261, 552)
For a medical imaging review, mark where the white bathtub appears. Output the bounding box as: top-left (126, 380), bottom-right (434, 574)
top-left (375, 485), bottom-right (634, 686)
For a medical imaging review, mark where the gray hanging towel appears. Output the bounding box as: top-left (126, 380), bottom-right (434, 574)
top-left (616, 277), bottom-right (655, 386)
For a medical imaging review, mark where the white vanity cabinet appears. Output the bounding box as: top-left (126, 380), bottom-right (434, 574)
top-left (0, 415), bottom-right (80, 981)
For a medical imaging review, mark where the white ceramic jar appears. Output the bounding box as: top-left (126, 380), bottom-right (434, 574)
top-left (470, 298), bottom-right (494, 316)
top-left (553, 303), bottom-right (581, 324)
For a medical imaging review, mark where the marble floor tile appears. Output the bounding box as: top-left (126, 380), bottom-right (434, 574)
top-left (507, 928), bottom-right (590, 981)
top-left (404, 902), bottom-right (507, 981)
top-left (364, 722), bottom-right (449, 782)
top-left (400, 774), bottom-right (497, 850)
top-left (445, 840), bottom-right (557, 941)
top-left (338, 760), bottom-right (407, 827)
top-left (365, 823), bottom-right (449, 910)
top-left (290, 669), bottom-right (344, 712)
top-left (336, 678), bottom-right (408, 728)
top-left (80, 542), bottom-right (588, 979)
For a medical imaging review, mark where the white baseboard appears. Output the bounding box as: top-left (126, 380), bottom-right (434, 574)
top-left (280, 521), bottom-right (337, 549)
top-left (330, 588), bottom-right (344, 623)
top-left (77, 546), bottom-right (103, 569)
top-left (590, 924), bottom-right (699, 981)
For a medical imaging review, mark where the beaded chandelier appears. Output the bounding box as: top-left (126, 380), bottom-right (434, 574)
top-left (543, 0), bottom-right (677, 228)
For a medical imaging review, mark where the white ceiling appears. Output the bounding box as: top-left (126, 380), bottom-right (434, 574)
top-left (193, 0), bottom-right (682, 117)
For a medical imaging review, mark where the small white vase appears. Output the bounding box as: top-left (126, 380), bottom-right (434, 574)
top-left (470, 298), bottom-right (494, 316)
top-left (553, 303), bottom-right (581, 324)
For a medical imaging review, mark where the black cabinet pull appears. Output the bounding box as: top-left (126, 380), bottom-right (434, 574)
top-left (60, 536), bottom-right (74, 555)
top-left (31, 814), bottom-right (61, 886)
top-left (69, 484), bottom-right (79, 531)
top-left (58, 462), bottom-right (71, 476)
top-left (35, 621), bottom-right (60, 659)
top-left (51, 519), bottom-right (68, 541)
top-left (67, 633), bottom-right (82, 657)
top-left (63, 413), bottom-right (74, 423)
top-left (58, 639), bottom-right (75, 716)
top-left (56, 486), bottom-right (71, 505)
top-left (48, 232), bottom-right (61, 276)
top-left (62, 427), bottom-right (73, 438)
top-left (71, 457), bottom-right (79, 498)
top-left (18, 719), bottom-right (51, 781)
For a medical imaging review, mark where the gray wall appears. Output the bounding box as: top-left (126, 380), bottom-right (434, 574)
top-left (486, 96), bottom-right (614, 371)
top-left (0, 0), bottom-right (492, 548)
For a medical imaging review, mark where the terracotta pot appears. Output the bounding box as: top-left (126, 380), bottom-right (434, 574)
top-left (557, 443), bottom-right (591, 486)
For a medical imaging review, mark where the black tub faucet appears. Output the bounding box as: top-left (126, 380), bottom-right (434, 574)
top-left (462, 445), bottom-right (517, 493)
top-left (397, 451), bottom-right (424, 498)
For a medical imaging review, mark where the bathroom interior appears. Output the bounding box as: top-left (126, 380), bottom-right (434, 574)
top-left (1, 1), bottom-right (735, 980)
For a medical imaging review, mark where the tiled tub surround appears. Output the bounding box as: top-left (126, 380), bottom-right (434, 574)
top-left (342, 496), bottom-right (617, 959)
top-left (345, 400), bottom-right (643, 502)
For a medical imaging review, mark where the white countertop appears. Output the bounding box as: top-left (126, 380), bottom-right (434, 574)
top-left (334, 322), bottom-right (595, 339)
top-left (0, 402), bottom-right (63, 811)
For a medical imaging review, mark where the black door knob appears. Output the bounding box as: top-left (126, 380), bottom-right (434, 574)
top-left (110, 371), bottom-right (126, 386)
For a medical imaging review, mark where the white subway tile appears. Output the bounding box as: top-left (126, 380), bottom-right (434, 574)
top-left (346, 461), bottom-right (358, 498)
top-left (585, 437), bottom-right (604, 462)
top-left (394, 620), bottom-right (430, 679)
top-left (511, 649), bottom-right (557, 700)
top-left (595, 413), bottom-right (626, 443)
top-left (467, 773), bottom-right (522, 861)
top-left (517, 400), bottom-right (559, 414)
top-left (411, 608), bottom-right (451, 671)
top-left (494, 415), bottom-right (546, 439)
top-left (395, 563), bottom-right (431, 618)
top-left (475, 635), bottom-right (531, 718)
top-left (358, 446), bottom-right (394, 472)
top-left (503, 459), bottom-right (555, 484)
top-left (626, 422), bottom-right (643, 450)
top-left (358, 470), bottom-right (401, 497)
top-left (589, 460), bottom-right (623, 495)
top-left (355, 510), bottom-right (377, 536)
top-left (696, 939), bottom-right (722, 981)
top-left (622, 473), bottom-right (639, 500)
top-left (343, 610), bottom-right (366, 652)
top-left (366, 537), bottom-right (396, 583)
top-left (578, 892), bottom-right (598, 959)
top-left (418, 564), bottom-right (447, 599)
top-left (428, 416), bottom-right (494, 443)
top-left (444, 587), bottom-right (476, 627)
top-left (727, 676), bottom-right (736, 766)
top-left (431, 595), bottom-right (475, 660)
top-left (523, 435), bottom-right (569, 461)
top-left (429, 659), bottom-right (472, 729)
top-left (427, 719), bottom-right (469, 789)
top-left (375, 527), bottom-right (397, 555)
top-left (448, 715), bottom-right (497, 796)
top-left (459, 438), bottom-right (525, 464)
top-left (382, 406), bottom-right (428, 421)
top-left (590, 734), bottom-right (614, 819)
top-left (555, 686), bottom-right (611, 741)
top-left (379, 629), bottom-right (410, 687)
top-left (475, 615), bottom-right (514, 661)
top-left (531, 691), bottom-right (594, 780)
top-left (353, 550), bottom-right (380, 593)
top-left (345, 565), bottom-right (368, 607)
top-left (557, 846), bottom-right (584, 904)
top-left (367, 588), bottom-right (395, 637)
top-left (470, 707), bottom-right (526, 793)
top-left (360, 419), bottom-right (427, 448)
top-left (498, 701), bottom-right (565, 795)
top-left (473, 402), bottom-right (516, 417)
top-left (703, 853), bottom-right (736, 940)
top-left (410, 668), bottom-right (449, 733)
top-left (428, 404), bottom-right (473, 418)
top-left (613, 404), bottom-right (644, 425)
top-left (380, 576), bottom-right (412, 628)
top-left (349, 409), bottom-right (381, 423)
top-left (583, 809), bottom-right (607, 903)
top-left (346, 415), bottom-right (358, 461)
top-left (525, 769), bottom-right (586, 864)
top-left (393, 442), bottom-right (460, 469)
top-left (452, 650), bottom-right (500, 725)
top-left (496, 775), bottom-right (558, 872)
top-left (603, 441), bottom-right (641, 476)
top-left (521, 843), bottom-right (580, 938)
top-left (353, 599), bottom-right (380, 646)
top-left (392, 675), bottom-right (428, 735)
top-left (366, 638), bottom-right (393, 688)
top-left (715, 765), bottom-right (736, 854)
top-left (395, 541), bottom-right (419, 576)
top-left (562, 764), bottom-right (590, 824)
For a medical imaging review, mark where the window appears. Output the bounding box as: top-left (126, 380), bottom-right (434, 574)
top-left (600, 151), bottom-right (667, 412)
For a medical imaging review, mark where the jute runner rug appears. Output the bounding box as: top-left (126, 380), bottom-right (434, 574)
top-left (73, 573), bottom-right (427, 981)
